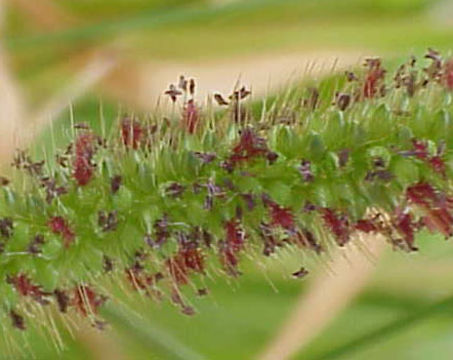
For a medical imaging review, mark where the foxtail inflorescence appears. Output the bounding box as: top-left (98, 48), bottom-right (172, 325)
top-left (1, 49), bottom-right (453, 339)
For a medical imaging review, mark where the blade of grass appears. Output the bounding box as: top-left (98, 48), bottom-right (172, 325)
top-left (6, 0), bottom-right (304, 50)
top-left (101, 302), bottom-right (206, 360)
top-left (303, 294), bottom-right (453, 360)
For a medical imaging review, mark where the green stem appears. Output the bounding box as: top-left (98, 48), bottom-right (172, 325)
top-left (304, 295), bottom-right (453, 360)
top-left (101, 302), bottom-right (206, 360)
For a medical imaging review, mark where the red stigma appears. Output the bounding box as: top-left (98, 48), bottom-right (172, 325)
top-left (72, 285), bottom-right (106, 316)
top-left (167, 246), bottom-right (205, 286)
top-left (269, 203), bottom-right (295, 231)
top-left (355, 219), bottom-right (378, 233)
top-left (73, 133), bottom-right (97, 186)
top-left (8, 273), bottom-right (48, 303)
top-left (229, 128), bottom-right (269, 166)
top-left (182, 99), bottom-right (200, 134)
top-left (121, 117), bottom-right (143, 149)
top-left (220, 219), bottom-right (245, 275)
top-left (321, 208), bottom-right (350, 246)
top-left (363, 59), bottom-right (385, 98)
top-left (48, 216), bottom-right (75, 248)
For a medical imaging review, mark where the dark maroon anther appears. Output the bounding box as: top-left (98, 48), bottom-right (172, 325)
top-left (166, 183), bottom-right (185, 198)
top-left (220, 160), bottom-right (235, 173)
top-left (241, 193), bottom-right (255, 211)
top-left (121, 118), bottom-right (143, 150)
top-left (27, 234), bottom-right (45, 255)
top-left (73, 285), bottom-right (107, 316)
top-left (225, 219), bottom-right (245, 253)
top-left (73, 133), bottom-right (98, 186)
top-left (24, 160), bottom-right (45, 176)
top-left (182, 99), bottom-right (200, 134)
top-left (345, 71), bottom-right (358, 82)
top-left (373, 157), bottom-right (386, 168)
top-left (406, 182), bottom-right (453, 238)
top-left (202, 230), bottom-right (212, 248)
top-left (7, 273), bottom-right (50, 304)
top-left (197, 288), bottom-right (209, 297)
top-left (298, 160), bottom-right (314, 182)
top-left (10, 310), bottom-right (25, 330)
top-left (189, 79), bottom-right (196, 96)
top-left (267, 151), bottom-right (279, 164)
top-left (164, 84), bottom-right (182, 102)
top-left (41, 177), bottom-right (68, 204)
top-left (295, 229), bottom-right (322, 254)
top-left (73, 157), bottom-right (93, 186)
top-left (335, 92), bottom-right (351, 111)
top-left (11, 150), bottom-right (29, 170)
top-left (0, 217), bottom-right (13, 238)
top-left (429, 156), bottom-right (446, 177)
top-left (54, 289), bottom-right (70, 313)
top-left (93, 319), bottom-right (108, 331)
top-left (406, 182), bottom-right (437, 207)
top-left (292, 267), bottom-right (309, 279)
top-left (154, 215), bottom-right (170, 247)
top-left (303, 202), bottom-right (318, 212)
top-left (394, 210), bottom-right (418, 252)
top-left (193, 152), bottom-right (216, 164)
top-left (399, 140), bottom-right (446, 176)
top-left (103, 255), bottom-right (114, 273)
top-left (154, 272), bottom-right (164, 283)
top-left (411, 139), bottom-right (429, 159)
top-left (48, 216), bottom-right (75, 248)
top-left (167, 255), bottom-right (189, 285)
top-left (321, 208), bottom-right (350, 246)
top-left (228, 128), bottom-right (269, 168)
top-left (260, 222), bottom-right (280, 256)
top-left (229, 86), bottom-right (251, 101)
top-left (303, 87), bottom-right (319, 110)
top-left (355, 219), bottom-right (377, 234)
top-left (111, 175), bottom-right (122, 194)
top-left (214, 93), bottom-right (229, 106)
top-left (338, 149), bottom-right (350, 167)
top-left (220, 219), bottom-right (245, 276)
top-left (363, 58), bottom-right (386, 98)
top-left (268, 202), bottom-right (295, 231)
top-left (424, 48), bottom-right (443, 81)
top-left (0, 176), bottom-right (9, 186)
top-left (182, 305), bottom-right (196, 316)
top-left (365, 170), bottom-right (394, 182)
top-left (144, 233), bottom-right (155, 248)
top-left (423, 208), bottom-right (453, 238)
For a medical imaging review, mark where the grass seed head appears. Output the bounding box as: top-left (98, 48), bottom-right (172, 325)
top-left (2, 50), bottom-right (453, 347)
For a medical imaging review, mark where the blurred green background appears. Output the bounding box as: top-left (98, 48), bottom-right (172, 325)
top-left (3, 0), bottom-right (453, 359)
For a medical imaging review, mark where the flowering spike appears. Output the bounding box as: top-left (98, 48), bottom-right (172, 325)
top-left (4, 51), bottom-right (453, 344)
